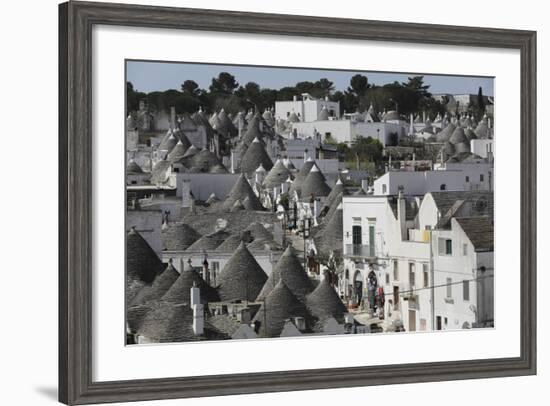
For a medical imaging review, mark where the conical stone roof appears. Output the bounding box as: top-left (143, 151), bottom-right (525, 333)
top-left (301, 165), bottom-right (331, 198)
top-left (449, 126), bottom-right (468, 144)
top-left (262, 109), bottom-right (275, 126)
top-left (137, 302), bottom-right (200, 342)
top-left (189, 149), bottom-right (224, 173)
top-left (263, 159), bottom-right (292, 189)
top-left (217, 242), bottom-right (268, 302)
top-left (126, 227), bottom-right (164, 304)
top-left (182, 144), bottom-right (199, 159)
top-left (167, 138), bottom-right (190, 162)
top-left (253, 280), bottom-right (310, 337)
top-left (306, 278), bottom-right (347, 322)
top-left (159, 133), bottom-right (178, 152)
top-left (465, 127), bottom-right (477, 141)
top-left (325, 178), bottom-right (344, 208)
top-left (127, 227), bottom-right (163, 285)
top-left (241, 115), bottom-right (263, 146)
top-left (179, 112), bottom-right (198, 132)
top-left (245, 222), bottom-right (273, 241)
top-left (436, 123), bottom-right (456, 143)
top-left (289, 158), bottom-right (315, 195)
top-left (317, 106), bottom-right (329, 121)
top-left (222, 174), bottom-right (264, 211)
top-left (185, 229), bottom-right (230, 252)
top-left (288, 111), bottom-right (300, 123)
top-left (130, 260), bottom-right (180, 306)
top-left (214, 109), bottom-right (237, 138)
top-left (162, 260), bottom-right (219, 304)
top-left (314, 205), bottom-right (343, 256)
top-left (126, 159), bottom-right (143, 174)
top-left (256, 245), bottom-right (313, 303)
top-left (161, 222), bottom-right (201, 251)
top-left (474, 119), bottom-right (489, 139)
top-left (240, 138), bottom-right (273, 175)
top-left (441, 141), bottom-right (456, 158)
top-left (214, 232), bottom-right (249, 253)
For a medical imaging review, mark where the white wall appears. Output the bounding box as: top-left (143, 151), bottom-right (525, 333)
top-left (292, 120), bottom-right (353, 143)
top-left (175, 173), bottom-right (240, 200)
top-left (471, 138), bottom-right (495, 158)
top-left (275, 98), bottom-right (340, 122)
top-left (374, 165), bottom-right (493, 196)
top-left (2, 1), bottom-right (547, 406)
top-left (291, 120), bottom-right (407, 145)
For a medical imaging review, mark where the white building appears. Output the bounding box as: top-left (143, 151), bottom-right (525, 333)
top-left (275, 94), bottom-right (340, 122)
top-left (431, 217), bottom-right (494, 330)
top-left (341, 189), bottom-right (494, 332)
top-left (290, 120), bottom-right (406, 145)
top-left (373, 161), bottom-right (493, 196)
top-left (470, 138), bottom-right (494, 159)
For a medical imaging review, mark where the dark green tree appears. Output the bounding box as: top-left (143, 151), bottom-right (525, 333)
top-left (181, 80), bottom-right (200, 96)
top-left (209, 72), bottom-right (239, 95)
top-left (347, 74), bottom-right (369, 97)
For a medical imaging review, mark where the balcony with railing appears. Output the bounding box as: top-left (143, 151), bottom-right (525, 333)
top-left (344, 244), bottom-right (376, 259)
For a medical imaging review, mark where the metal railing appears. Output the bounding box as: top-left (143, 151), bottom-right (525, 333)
top-left (344, 244), bottom-right (375, 258)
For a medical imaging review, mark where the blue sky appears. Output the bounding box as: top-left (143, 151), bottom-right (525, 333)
top-left (126, 60), bottom-right (494, 96)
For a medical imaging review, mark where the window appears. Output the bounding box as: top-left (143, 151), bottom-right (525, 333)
top-left (438, 238), bottom-right (452, 255)
top-left (465, 176), bottom-right (470, 182)
top-left (368, 225), bottom-right (375, 257)
top-left (480, 174), bottom-right (484, 182)
top-left (423, 264), bottom-right (429, 288)
top-left (463, 243), bottom-right (468, 256)
top-left (385, 273), bottom-right (390, 284)
top-left (131, 180), bottom-right (137, 185)
top-left (446, 239), bottom-right (452, 255)
top-left (351, 226), bottom-right (362, 245)
top-left (446, 278), bottom-right (452, 298)
top-left (408, 263), bottom-right (416, 288)
top-left (173, 167), bottom-right (179, 173)
top-left (382, 184), bottom-right (387, 194)
top-left (393, 260), bottom-right (399, 280)
top-left (463, 280), bottom-right (470, 301)
top-left (440, 184), bottom-right (446, 190)
top-left (444, 317), bottom-right (448, 327)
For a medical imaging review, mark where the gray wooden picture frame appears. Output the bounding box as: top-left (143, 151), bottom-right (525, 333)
top-left (59, 1), bottom-right (537, 404)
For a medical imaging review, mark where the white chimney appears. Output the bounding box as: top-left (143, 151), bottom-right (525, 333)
top-left (313, 199), bottom-right (320, 218)
top-left (397, 190), bottom-right (407, 240)
top-left (190, 284), bottom-right (200, 307)
top-left (191, 283), bottom-right (204, 335)
top-left (293, 317), bottom-right (306, 331)
top-left (192, 303), bottom-right (204, 336)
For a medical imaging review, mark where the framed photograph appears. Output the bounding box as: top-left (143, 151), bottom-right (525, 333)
top-left (59, 1), bottom-right (536, 404)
